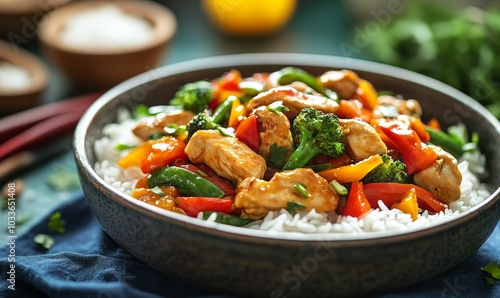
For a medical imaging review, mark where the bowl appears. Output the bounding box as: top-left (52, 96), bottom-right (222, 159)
top-left (73, 53), bottom-right (500, 297)
top-left (0, 0), bottom-right (70, 40)
top-left (0, 40), bottom-right (48, 116)
top-left (37, 0), bottom-right (177, 91)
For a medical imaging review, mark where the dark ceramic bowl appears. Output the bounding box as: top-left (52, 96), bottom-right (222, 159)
top-left (73, 53), bottom-right (500, 298)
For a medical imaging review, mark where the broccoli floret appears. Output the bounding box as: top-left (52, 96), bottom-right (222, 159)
top-left (186, 112), bottom-right (233, 140)
top-left (186, 112), bottom-right (220, 139)
top-left (170, 81), bottom-right (214, 114)
top-left (282, 107), bottom-right (345, 170)
top-left (362, 154), bottom-right (408, 183)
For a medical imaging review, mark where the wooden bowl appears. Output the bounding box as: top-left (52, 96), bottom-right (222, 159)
top-left (0, 40), bottom-right (48, 116)
top-left (37, 0), bottom-right (177, 91)
top-left (0, 0), bottom-right (71, 41)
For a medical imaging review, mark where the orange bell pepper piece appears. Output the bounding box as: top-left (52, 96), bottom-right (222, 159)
top-left (318, 154), bottom-right (383, 183)
top-left (354, 79), bottom-right (378, 111)
top-left (117, 136), bottom-right (188, 174)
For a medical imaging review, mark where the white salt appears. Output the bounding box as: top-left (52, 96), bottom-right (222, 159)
top-left (60, 5), bottom-right (154, 52)
top-left (0, 62), bottom-right (32, 90)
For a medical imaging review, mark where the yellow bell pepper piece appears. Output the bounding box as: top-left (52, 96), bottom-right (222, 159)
top-left (391, 188), bottom-right (418, 221)
top-left (228, 97), bottom-right (248, 128)
top-left (318, 154), bottom-right (383, 183)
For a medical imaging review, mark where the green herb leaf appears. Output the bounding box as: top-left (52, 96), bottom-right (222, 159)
top-left (267, 101), bottom-right (289, 114)
top-left (132, 104), bottom-right (152, 119)
top-left (287, 201), bottom-right (306, 215)
top-left (47, 167), bottom-right (80, 191)
top-left (164, 124), bottom-right (187, 137)
top-left (481, 262), bottom-right (500, 279)
top-left (269, 143), bottom-right (289, 168)
top-left (48, 211), bottom-right (66, 234)
top-left (34, 234), bottom-right (54, 250)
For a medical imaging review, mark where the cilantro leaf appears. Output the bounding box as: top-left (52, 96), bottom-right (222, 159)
top-left (481, 262), bottom-right (500, 285)
top-left (269, 143), bottom-right (289, 168)
top-left (48, 211), bottom-right (66, 234)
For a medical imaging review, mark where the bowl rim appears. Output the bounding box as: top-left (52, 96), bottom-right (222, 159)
top-left (37, 0), bottom-right (177, 55)
top-left (0, 40), bottom-right (48, 96)
top-left (74, 53), bottom-right (500, 244)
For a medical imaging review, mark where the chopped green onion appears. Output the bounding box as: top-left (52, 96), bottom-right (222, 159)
top-left (294, 182), bottom-right (308, 198)
top-left (150, 186), bottom-right (166, 197)
top-left (34, 234), bottom-right (55, 250)
top-left (202, 211), bottom-right (254, 227)
top-left (267, 101), bottom-right (289, 114)
top-left (148, 132), bottom-right (166, 140)
top-left (287, 201), bottom-right (306, 215)
top-left (330, 180), bottom-right (348, 195)
top-left (115, 144), bottom-right (135, 151)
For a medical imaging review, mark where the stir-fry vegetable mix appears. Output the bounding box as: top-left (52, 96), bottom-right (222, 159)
top-left (117, 67), bottom-right (479, 226)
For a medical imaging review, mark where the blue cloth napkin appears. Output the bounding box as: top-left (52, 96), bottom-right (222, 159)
top-left (1, 191), bottom-right (499, 298)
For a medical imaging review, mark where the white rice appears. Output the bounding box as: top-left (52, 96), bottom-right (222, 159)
top-left (94, 108), bottom-right (491, 234)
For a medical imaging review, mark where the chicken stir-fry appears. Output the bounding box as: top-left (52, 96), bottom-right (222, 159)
top-left (120, 67), bottom-right (473, 226)
top-left (234, 168), bottom-right (339, 219)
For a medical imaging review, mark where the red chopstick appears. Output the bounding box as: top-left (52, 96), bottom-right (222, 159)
top-left (0, 91), bottom-right (103, 144)
top-left (0, 110), bottom-right (87, 161)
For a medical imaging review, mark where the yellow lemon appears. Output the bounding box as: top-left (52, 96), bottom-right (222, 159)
top-left (202, 0), bottom-right (297, 37)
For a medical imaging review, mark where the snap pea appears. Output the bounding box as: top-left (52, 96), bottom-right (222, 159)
top-left (202, 211), bottom-right (254, 227)
top-left (148, 166), bottom-right (224, 198)
top-left (426, 127), bottom-right (464, 158)
top-left (212, 95), bottom-right (236, 124)
top-left (269, 67), bottom-right (326, 95)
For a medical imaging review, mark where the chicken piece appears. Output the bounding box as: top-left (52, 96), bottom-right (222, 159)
top-left (339, 119), bottom-right (387, 162)
top-left (234, 168), bottom-right (339, 219)
top-left (287, 81), bottom-right (321, 95)
top-left (247, 86), bottom-right (339, 118)
top-left (185, 130), bottom-right (266, 183)
top-left (251, 106), bottom-right (293, 163)
top-left (132, 110), bottom-right (195, 140)
top-left (375, 95), bottom-right (422, 117)
top-left (413, 145), bottom-right (462, 204)
top-left (318, 70), bottom-right (359, 100)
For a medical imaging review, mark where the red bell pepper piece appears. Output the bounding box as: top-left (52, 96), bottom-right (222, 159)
top-left (341, 181), bottom-right (371, 218)
top-left (176, 197), bottom-right (233, 217)
top-left (235, 115), bottom-right (260, 152)
top-left (363, 182), bottom-right (447, 213)
top-left (378, 121), bottom-right (437, 174)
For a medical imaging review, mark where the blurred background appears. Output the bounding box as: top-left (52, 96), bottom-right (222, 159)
top-left (0, 0), bottom-right (499, 235)
top-left (1, 0), bottom-right (498, 117)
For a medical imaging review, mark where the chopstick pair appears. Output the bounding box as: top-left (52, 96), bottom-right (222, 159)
top-left (0, 91), bottom-right (103, 163)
